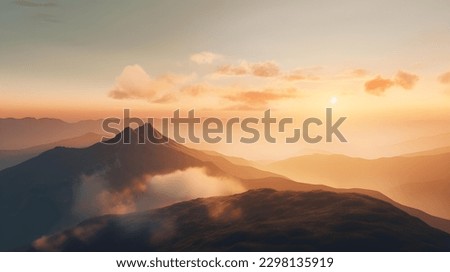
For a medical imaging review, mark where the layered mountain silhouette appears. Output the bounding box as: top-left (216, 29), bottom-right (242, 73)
top-left (268, 153), bottom-right (450, 219)
top-left (385, 133), bottom-right (450, 157)
top-left (0, 118), bottom-right (103, 150)
top-left (1, 124), bottom-right (450, 251)
top-left (29, 189), bottom-right (450, 252)
top-left (401, 146), bottom-right (450, 157)
top-left (0, 132), bottom-right (104, 171)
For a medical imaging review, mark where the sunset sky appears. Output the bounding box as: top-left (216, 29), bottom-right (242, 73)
top-left (1, 0), bottom-right (450, 159)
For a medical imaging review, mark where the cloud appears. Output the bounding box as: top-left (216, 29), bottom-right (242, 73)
top-left (224, 88), bottom-right (296, 106)
top-left (216, 62), bottom-right (250, 76)
top-left (180, 84), bottom-right (210, 96)
top-left (216, 61), bottom-right (280, 78)
top-left (220, 104), bottom-right (268, 111)
top-left (438, 71), bottom-right (450, 84)
top-left (190, 51), bottom-right (222, 64)
top-left (149, 167), bottom-right (244, 200)
top-left (215, 61), bottom-right (322, 81)
top-left (15, 0), bottom-right (57, 7)
top-left (394, 71), bottom-right (419, 89)
top-left (72, 167), bottom-right (244, 218)
top-left (364, 71), bottom-right (419, 95)
top-left (250, 62), bottom-right (280, 77)
top-left (152, 94), bottom-right (177, 104)
top-left (351, 69), bottom-right (369, 77)
top-left (283, 69), bottom-right (320, 81)
top-left (108, 65), bottom-right (191, 102)
top-left (283, 71), bottom-right (306, 81)
top-left (364, 76), bottom-right (394, 95)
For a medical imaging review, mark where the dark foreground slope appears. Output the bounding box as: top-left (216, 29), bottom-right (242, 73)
top-left (29, 189), bottom-right (450, 252)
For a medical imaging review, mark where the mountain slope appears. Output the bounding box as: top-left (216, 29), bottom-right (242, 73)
top-left (29, 189), bottom-right (450, 252)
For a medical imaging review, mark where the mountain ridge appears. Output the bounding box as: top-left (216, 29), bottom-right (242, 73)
top-left (28, 189), bottom-right (450, 252)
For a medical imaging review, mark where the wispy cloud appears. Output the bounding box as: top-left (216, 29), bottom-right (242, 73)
top-left (251, 62), bottom-right (280, 77)
top-left (215, 60), bottom-right (322, 82)
top-left (180, 84), bottom-right (210, 97)
top-left (351, 68), bottom-right (369, 78)
top-left (152, 93), bottom-right (177, 104)
top-left (216, 61), bottom-right (280, 78)
top-left (223, 88), bottom-right (296, 107)
top-left (283, 69), bottom-right (320, 81)
top-left (216, 63), bottom-right (248, 76)
top-left (190, 51), bottom-right (222, 64)
top-left (438, 71), bottom-right (450, 84)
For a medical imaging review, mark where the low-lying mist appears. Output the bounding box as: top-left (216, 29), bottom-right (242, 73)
top-left (72, 167), bottom-right (245, 219)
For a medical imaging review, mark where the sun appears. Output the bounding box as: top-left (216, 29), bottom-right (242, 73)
top-left (330, 96), bottom-right (338, 105)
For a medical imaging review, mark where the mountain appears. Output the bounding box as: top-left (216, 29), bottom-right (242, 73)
top-left (0, 125), bottom-right (204, 250)
top-left (401, 146), bottom-right (450, 157)
top-left (0, 124), bottom-right (290, 251)
top-left (0, 118), bottom-right (103, 150)
top-left (384, 133), bottom-right (450, 157)
top-left (2, 124), bottom-right (450, 251)
top-left (267, 153), bottom-right (450, 219)
top-left (28, 189), bottom-right (450, 252)
top-left (0, 132), bottom-right (104, 170)
top-left (198, 150), bottom-right (260, 168)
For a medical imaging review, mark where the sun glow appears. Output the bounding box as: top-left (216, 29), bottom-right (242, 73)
top-left (330, 96), bottom-right (338, 105)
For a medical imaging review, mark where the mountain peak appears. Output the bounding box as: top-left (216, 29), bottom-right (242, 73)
top-left (102, 123), bottom-right (180, 148)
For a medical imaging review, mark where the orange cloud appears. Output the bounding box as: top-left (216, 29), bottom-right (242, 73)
top-left (394, 71), bottom-right (419, 89)
top-left (190, 51), bottom-right (222, 64)
top-left (438, 71), bottom-right (450, 84)
top-left (216, 63), bottom-right (250, 76)
top-left (284, 71), bottom-right (306, 81)
top-left (216, 61), bottom-right (280, 77)
top-left (180, 84), bottom-right (210, 96)
top-left (283, 69), bottom-right (320, 81)
top-left (364, 76), bottom-right (394, 95)
top-left (153, 94), bottom-right (177, 104)
top-left (224, 88), bottom-right (296, 106)
top-left (364, 70), bottom-right (419, 95)
top-left (250, 62), bottom-right (280, 77)
top-left (351, 69), bottom-right (369, 77)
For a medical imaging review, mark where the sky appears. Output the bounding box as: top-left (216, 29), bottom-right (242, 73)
top-left (1, 0), bottom-right (450, 158)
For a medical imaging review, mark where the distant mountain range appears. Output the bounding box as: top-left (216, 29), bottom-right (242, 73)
top-left (0, 132), bottom-right (104, 170)
top-left (400, 146), bottom-right (450, 157)
top-left (384, 133), bottom-right (450, 157)
top-left (0, 118), bottom-right (103, 150)
top-left (267, 152), bottom-right (450, 219)
top-left (28, 189), bottom-right (450, 252)
top-left (1, 123), bottom-right (449, 251)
